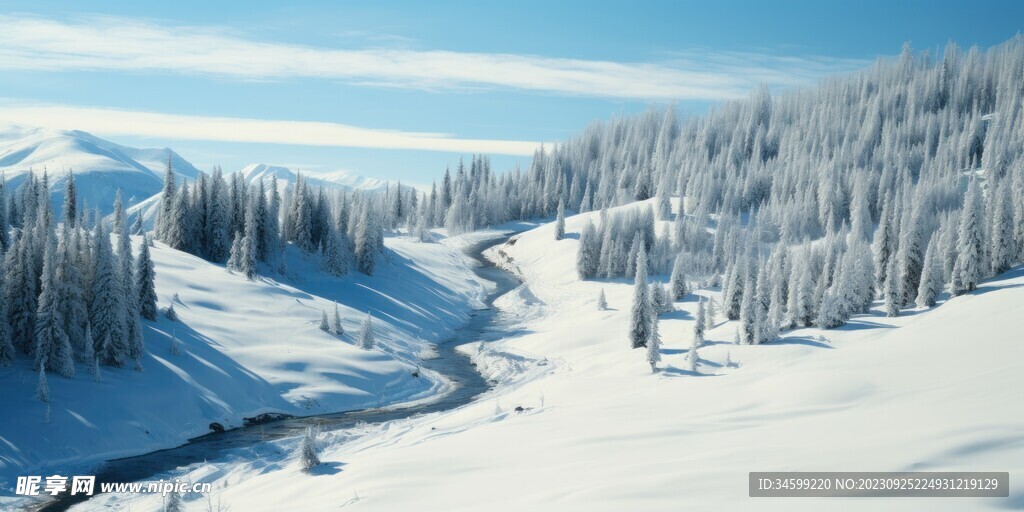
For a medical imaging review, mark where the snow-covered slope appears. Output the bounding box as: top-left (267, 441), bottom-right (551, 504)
top-left (0, 233), bottom-right (489, 496)
top-left (0, 124), bottom-right (200, 216)
top-left (152, 199), bottom-right (1024, 512)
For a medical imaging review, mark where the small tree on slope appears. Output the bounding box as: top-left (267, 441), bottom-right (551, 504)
top-left (554, 199), bottom-right (566, 241)
top-left (669, 253), bottom-right (688, 300)
top-left (136, 235), bottom-right (158, 321)
top-left (694, 298), bottom-right (706, 347)
top-left (629, 245), bottom-right (652, 349)
top-left (298, 426), bottom-right (321, 472)
top-left (358, 314), bottom-right (375, 350)
top-left (332, 302), bottom-right (344, 336)
top-left (597, 288), bottom-right (608, 311)
top-left (319, 309), bottom-right (330, 332)
top-left (646, 317), bottom-right (662, 372)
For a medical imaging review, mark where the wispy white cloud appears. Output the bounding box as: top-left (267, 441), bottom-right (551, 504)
top-left (0, 102), bottom-right (543, 155)
top-left (0, 15), bottom-right (868, 100)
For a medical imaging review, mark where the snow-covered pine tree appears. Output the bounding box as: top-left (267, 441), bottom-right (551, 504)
top-left (815, 285), bottom-right (845, 328)
top-left (649, 283), bottom-right (665, 315)
top-left (37, 364), bottom-right (50, 403)
top-left (705, 296), bottom-right (717, 331)
top-left (320, 224), bottom-right (347, 276)
top-left (165, 488), bottom-right (183, 512)
top-left (357, 313), bottom-right (375, 350)
top-left (332, 302), bottom-right (344, 336)
top-left (646, 316), bottom-right (661, 372)
top-left (165, 302), bottom-right (178, 321)
top-left (298, 425), bottom-right (321, 472)
top-left (227, 230), bottom-right (243, 271)
top-left (989, 183), bottom-right (1014, 276)
top-left (6, 230), bottom-right (37, 354)
top-left (554, 199), bottom-right (566, 240)
top-left (55, 228), bottom-right (88, 361)
top-left (136, 235), bottom-right (158, 320)
top-left (156, 155), bottom-right (176, 240)
top-left (883, 255), bottom-right (901, 317)
top-left (62, 170), bottom-right (77, 227)
top-left (597, 288), bottom-right (608, 310)
top-left (169, 331), bottom-right (182, 356)
top-left (693, 298), bottom-right (706, 346)
top-left (34, 241), bottom-right (75, 377)
top-left (90, 222), bottom-right (128, 367)
top-left (576, 220), bottom-right (600, 278)
top-left (0, 262), bottom-right (12, 366)
top-left (916, 234), bottom-right (943, 308)
top-left (952, 178), bottom-right (984, 295)
top-left (738, 276), bottom-right (756, 344)
top-left (628, 245), bottom-right (652, 349)
top-left (687, 344), bottom-right (699, 373)
top-left (319, 309), bottom-right (330, 332)
top-left (239, 206), bottom-right (259, 280)
top-left (669, 253), bottom-right (688, 300)
top-left (354, 204), bottom-right (376, 275)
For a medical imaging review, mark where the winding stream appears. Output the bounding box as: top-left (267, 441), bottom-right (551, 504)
top-left (40, 232), bottom-right (520, 512)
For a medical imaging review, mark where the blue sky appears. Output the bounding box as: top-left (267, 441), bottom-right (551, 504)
top-left (0, 0), bottom-right (1020, 186)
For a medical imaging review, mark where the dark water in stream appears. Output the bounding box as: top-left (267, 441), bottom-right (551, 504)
top-left (38, 233), bottom-right (519, 511)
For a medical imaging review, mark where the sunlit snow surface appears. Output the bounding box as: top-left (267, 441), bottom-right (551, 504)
top-left (52, 199), bottom-right (1024, 511)
top-left (0, 232), bottom-right (491, 504)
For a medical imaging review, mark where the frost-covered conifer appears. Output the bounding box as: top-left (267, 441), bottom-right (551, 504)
top-left (597, 288), bottom-right (608, 311)
top-left (669, 253), bottom-right (688, 300)
top-left (34, 242), bottom-right (74, 377)
top-left (169, 331), bottom-right (182, 356)
top-left (953, 179), bottom-right (984, 295)
top-left (332, 302), bottom-right (344, 336)
top-left (165, 303), bottom-right (178, 322)
top-left (916, 235), bottom-right (943, 308)
top-left (554, 199), bottom-right (566, 240)
top-left (90, 222), bottom-right (127, 367)
top-left (319, 309), bottom-right (330, 332)
top-left (357, 313), bottom-right (375, 350)
top-left (36, 365), bottom-right (49, 403)
top-left (136, 235), bottom-right (158, 320)
top-left (576, 220), bottom-right (600, 279)
top-left (989, 184), bottom-right (1014, 276)
top-left (298, 426), bottom-right (321, 472)
top-left (646, 317), bottom-right (662, 372)
top-left (694, 298), bottom-right (706, 347)
top-left (629, 245), bottom-right (652, 349)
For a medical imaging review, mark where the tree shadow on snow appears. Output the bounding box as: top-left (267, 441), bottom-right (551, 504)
top-left (659, 309), bottom-right (693, 321)
top-left (659, 365), bottom-right (719, 378)
top-left (308, 461), bottom-right (345, 476)
top-left (834, 318), bottom-right (898, 331)
top-left (768, 336), bottom-right (834, 349)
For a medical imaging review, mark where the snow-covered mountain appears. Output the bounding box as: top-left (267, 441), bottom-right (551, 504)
top-left (0, 124), bottom-right (201, 216)
top-left (238, 163), bottom-right (391, 193)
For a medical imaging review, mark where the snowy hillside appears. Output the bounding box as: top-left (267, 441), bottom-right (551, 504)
top-left (0, 124), bottom-right (200, 216)
top-left (127, 200), bottom-right (1024, 512)
top-left (0, 232), bottom-right (489, 496)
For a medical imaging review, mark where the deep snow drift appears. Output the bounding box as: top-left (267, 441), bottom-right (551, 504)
top-left (0, 232), bottom-right (490, 501)
top-left (117, 199), bottom-right (1024, 512)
